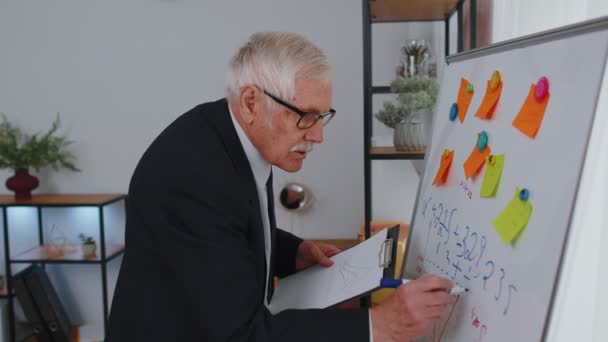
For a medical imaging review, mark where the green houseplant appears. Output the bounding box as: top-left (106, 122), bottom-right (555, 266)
top-left (78, 233), bottom-right (97, 257)
top-left (0, 114), bottom-right (79, 200)
top-left (375, 76), bottom-right (439, 151)
top-left (375, 76), bottom-right (439, 128)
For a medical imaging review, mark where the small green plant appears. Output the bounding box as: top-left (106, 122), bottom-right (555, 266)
top-left (78, 233), bottom-right (95, 245)
top-left (0, 113), bottom-right (79, 172)
top-left (375, 76), bottom-right (439, 128)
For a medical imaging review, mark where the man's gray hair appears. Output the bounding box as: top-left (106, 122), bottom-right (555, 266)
top-left (226, 32), bottom-right (332, 106)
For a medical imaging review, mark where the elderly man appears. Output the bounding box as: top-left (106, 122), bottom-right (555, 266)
top-left (107, 32), bottom-right (454, 342)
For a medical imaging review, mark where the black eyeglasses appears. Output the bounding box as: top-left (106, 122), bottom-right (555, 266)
top-left (263, 90), bottom-right (336, 129)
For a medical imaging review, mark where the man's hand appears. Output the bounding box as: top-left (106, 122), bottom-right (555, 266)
top-left (295, 240), bottom-right (341, 271)
top-left (370, 275), bottom-right (455, 342)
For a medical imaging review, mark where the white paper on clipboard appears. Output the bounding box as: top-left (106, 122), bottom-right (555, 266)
top-left (268, 229), bottom-right (391, 314)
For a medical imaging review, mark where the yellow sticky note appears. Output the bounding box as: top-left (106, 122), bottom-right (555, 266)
top-left (480, 154), bottom-right (505, 197)
top-left (493, 188), bottom-right (533, 245)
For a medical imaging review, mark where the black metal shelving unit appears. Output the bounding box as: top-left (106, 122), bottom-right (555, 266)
top-left (362, 0), bottom-right (478, 242)
top-left (0, 194), bottom-right (126, 341)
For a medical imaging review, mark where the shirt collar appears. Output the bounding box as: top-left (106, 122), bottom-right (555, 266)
top-left (228, 104), bottom-right (272, 187)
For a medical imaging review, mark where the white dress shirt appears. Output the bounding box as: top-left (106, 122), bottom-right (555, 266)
top-left (229, 105), bottom-right (273, 307)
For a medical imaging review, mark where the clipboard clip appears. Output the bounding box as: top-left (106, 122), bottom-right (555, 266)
top-left (379, 238), bottom-right (394, 268)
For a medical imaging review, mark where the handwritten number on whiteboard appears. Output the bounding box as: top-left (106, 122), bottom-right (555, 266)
top-left (441, 208), bottom-right (450, 244)
top-left (495, 268), bottom-right (505, 301)
top-left (477, 235), bottom-right (487, 267)
top-left (448, 208), bottom-right (457, 236)
top-left (441, 222), bottom-right (450, 244)
top-left (435, 203), bottom-right (446, 239)
top-left (422, 197), bottom-right (432, 218)
top-left (483, 261), bottom-right (494, 290)
top-left (466, 232), bottom-right (479, 261)
top-left (451, 260), bottom-right (462, 279)
top-left (456, 226), bottom-right (470, 258)
top-left (464, 265), bottom-right (472, 280)
top-left (476, 325), bottom-right (488, 342)
top-left (504, 284), bottom-right (518, 315)
top-left (420, 199), bottom-right (516, 319)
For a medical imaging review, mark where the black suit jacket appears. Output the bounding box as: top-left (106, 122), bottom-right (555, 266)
top-left (107, 99), bottom-right (369, 341)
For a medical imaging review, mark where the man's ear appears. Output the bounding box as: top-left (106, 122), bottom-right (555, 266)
top-left (239, 85), bottom-right (262, 126)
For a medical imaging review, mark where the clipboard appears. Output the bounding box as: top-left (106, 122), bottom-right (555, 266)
top-left (379, 224), bottom-right (400, 280)
top-left (268, 225), bottom-right (400, 314)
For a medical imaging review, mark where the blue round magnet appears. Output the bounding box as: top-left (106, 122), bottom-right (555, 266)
top-left (519, 188), bottom-right (530, 201)
top-left (449, 103), bottom-right (458, 121)
top-left (477, 131), bottom-right (488, 151)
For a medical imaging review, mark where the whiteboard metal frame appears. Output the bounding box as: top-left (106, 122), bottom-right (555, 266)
top-left (401, 15), bottom-right (608, 341)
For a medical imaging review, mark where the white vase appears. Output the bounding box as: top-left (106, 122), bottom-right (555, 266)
top-left (82, 243), bottom-right (97, 257)
top-left (393, 109), bottom-right (430, 151)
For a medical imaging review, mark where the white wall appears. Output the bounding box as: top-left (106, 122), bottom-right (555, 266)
top-left (0, 0), bottom-right (365, 240)
top-left (492, 0), bottom-right (608, 43)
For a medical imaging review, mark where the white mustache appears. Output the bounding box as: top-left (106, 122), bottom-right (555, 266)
top-left (290, 142), bottom-right (314, 153)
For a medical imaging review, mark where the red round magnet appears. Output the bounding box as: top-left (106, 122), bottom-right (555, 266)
top-left (535, 77), bottom-right (549, 101)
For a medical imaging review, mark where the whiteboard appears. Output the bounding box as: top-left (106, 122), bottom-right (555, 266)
top-left (402, 17), bottom-right (608, 342)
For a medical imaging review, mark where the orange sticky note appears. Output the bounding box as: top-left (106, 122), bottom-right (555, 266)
top-left (456, 78), bottom-right (475, 123)
top-left (433, 149), bottom-right (454, 185)
top-left (463, 145), bottom-right (491, 179)
top-left (475, 80), bottom-right (503, 119)
top-left (512, 84), bottom-right (550, 138)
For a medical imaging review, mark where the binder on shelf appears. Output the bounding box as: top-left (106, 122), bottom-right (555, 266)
top-left (12, 269), bottom-right (52, 342)
top-left (269, 225), bottom-right (400, 314)
top-left (13, 265), bottom-right (71, 342)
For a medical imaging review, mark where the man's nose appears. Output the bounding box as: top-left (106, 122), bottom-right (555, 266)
top-left (304, 120), bottom-right (324, 144)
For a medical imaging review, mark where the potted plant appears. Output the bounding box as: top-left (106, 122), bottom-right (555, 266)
top-left (375, 76), bottom-right (439, 151)
top-left (0, 114), bottom-right (79, 200)
top-left (78, 233), bottom-right (97, 257)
